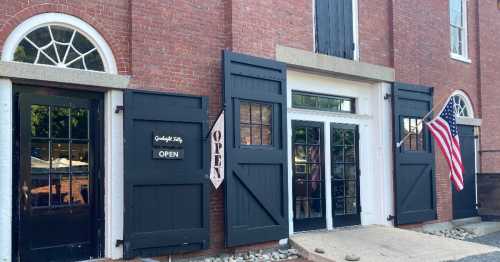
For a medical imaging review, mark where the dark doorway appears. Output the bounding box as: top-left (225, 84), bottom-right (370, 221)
top-left (15, 87), bottom-right (103, 262)
top-left (331, 123), bottom-right (360, 227)
top-left (453, 125), bottom-right (477, 219)
top-left (292, 121), bottom-right (326, 232)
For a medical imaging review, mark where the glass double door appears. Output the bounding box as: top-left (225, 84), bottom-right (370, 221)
top-left (17, 90), bottom-right (102, 262)
top-left (292, 121), bottom-right (360, 231)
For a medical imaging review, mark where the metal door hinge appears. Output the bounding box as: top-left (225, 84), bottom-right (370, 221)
top-left (384, 93), bottom-right (393, 101)
top-left (115, 239), bottom-right (124, 247)
top-left (115, 105), bottom-right (124, 114)
top-left (387, 214), bottom-right (396, 221)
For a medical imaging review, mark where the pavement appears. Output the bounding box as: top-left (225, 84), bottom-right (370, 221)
top-left (456, 231), bottom-right (500, 262)
top-left (290, 225), bottom-right (500, 262)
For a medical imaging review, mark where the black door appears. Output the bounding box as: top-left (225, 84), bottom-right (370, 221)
top-left (331, 124), bottom-right (360, 227)
top-left (17, 91), bottom-right (103, 262)
top-left (392, 83), bottom-right (436, 225)
top-left (453, 125), bottom-right (477, 219)
top-left (123, 91), bottom-right (209, 258)
top-left (223, 50), bottom-right (288, 246)
top-left (292, 121), bottom-right (326, 231)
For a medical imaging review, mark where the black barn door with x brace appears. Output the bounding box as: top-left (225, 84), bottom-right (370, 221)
top-left (223, 50), bottom-right (288, 246)
top-left (123, 90), bottom-right (209, 258)
top-left (392, 83), bottom-right (436, 225)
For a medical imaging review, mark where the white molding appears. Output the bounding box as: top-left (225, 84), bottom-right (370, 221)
top-left (450, 53), bottom-right (472, 64)
top-left (1, 13), bottom-right (117, 74)
top-left (0, 61), bottom-right (129, 89)
top-left (104, 90), bottom-right (124, 259)
top-left (0, 79), bottom-right (13, 262)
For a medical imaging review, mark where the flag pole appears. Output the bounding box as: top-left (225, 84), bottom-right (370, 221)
top-left (396, 94), bottom-right (453, 148)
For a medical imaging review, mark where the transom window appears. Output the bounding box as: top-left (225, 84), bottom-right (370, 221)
top-left (452, 94), bottom-right (472, 117)
top-left (14, 25), bottom-right (104, 71)
top-left (292, 91), bottom-right (355, 113)
top-left (240, 101), bottom-right (272, 145)
top-left (450, 0), bottom-right (468, 59)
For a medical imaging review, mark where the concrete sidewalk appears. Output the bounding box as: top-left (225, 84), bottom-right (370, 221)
top-left (290, 225), bottom-right (500, 262)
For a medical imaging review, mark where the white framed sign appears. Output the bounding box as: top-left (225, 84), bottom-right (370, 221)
top-left (210, 111), bottom-right (224, 189)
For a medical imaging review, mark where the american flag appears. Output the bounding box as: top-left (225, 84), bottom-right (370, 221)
top-left (426, 98), bottom-right (464, 191)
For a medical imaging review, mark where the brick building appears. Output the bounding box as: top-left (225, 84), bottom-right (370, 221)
top-left (0, 0), bottom-right (498, 261)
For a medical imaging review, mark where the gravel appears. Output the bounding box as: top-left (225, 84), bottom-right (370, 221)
top-left (173, 248), bottom-right (302, 262)
top-left (453, 231), bottom-right (500, 262)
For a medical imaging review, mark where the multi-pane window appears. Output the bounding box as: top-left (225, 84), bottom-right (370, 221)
top-left (14, 25), bottom-right (105, 71)
top-left (292, 91), bottom-right (355, 113)
top-left (30, 105), bottom-right (90, 208)
top-left (450, 0), bottom-right (468, 58)
top-left (402, 117), bottom-right (425, 152)
top-left (240, 101), bottom-right (272, 145)
top-left (452, 95), bottom-right (471, 117)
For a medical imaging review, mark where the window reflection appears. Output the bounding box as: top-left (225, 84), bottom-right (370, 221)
top-left (52, 143), bottom-right (70, 172)
top-left (50, 175), bottom-right (70, 206)
top-left (403, 117), bottom-right (425, 151)
top-left (240, 101), bottom-right (272, 145)
top-left (72, 174), bottom-right (89, 204)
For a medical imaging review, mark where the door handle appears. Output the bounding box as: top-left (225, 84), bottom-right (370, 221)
top-left (22, 182), bottom-right (29, 210)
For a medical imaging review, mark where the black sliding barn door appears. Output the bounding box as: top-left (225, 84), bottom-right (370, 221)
top-left (392, 83), bottom-right (436, 225)
top-left (223, 50), bottom-right (288, 246)
top-left (315, 0), bottom-right (354, 59)
top-left (123, 91), bottom-right (209, 258)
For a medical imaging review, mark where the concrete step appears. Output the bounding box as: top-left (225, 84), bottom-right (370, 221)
top-left (459, 221), bottom-right (500, 237)
top-left (452, 216), bottom-right (482, 227)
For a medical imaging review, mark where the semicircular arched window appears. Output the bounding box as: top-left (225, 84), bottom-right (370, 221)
top-left (452, 94), bottom-right (472, 118)
top-left (13, 25), bottom-right (104, 71)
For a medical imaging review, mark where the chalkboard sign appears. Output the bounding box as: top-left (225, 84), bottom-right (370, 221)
top-left (152, 132), bottom-right (184, 148)
top-left (152, 148), bottom-right (184, 159)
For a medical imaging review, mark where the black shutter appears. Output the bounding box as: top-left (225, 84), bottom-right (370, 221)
top-left (223, 50), bottom-right (288, 247)
top-left (123, 91), bottom-right (210, 258)
top-left (392, 83), bottom-right (436, 225)
top-left (315, 0), bottom-right (354, 59)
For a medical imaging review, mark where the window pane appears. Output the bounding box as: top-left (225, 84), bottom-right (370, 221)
top-left (85, 50), bottom-right (104, 71)
top-left (294, 127), bottom-right (306, 144)
top-left (240, 124), bottom-right (251, 145)
top-left (309, 198), bottom-right (322, 218)
top-left (38, 52), bottom-right (55, 65)
top-left (334, 181), bottom-right (345, 197)
top-left (240, 102), bottom-right (250, 124)
top-left (346, 181), bottom-right (357, 197)
top-left (31, 105), bottom-right (49, 138)
top-left (72, 174), bottom-right (89, 205)
top-left (345, 164), bottom-right (357, 180)
top-left (26, 26), bottom-right (52, 47)
top-left (262, 126), bottom-right (272, 145)
top-left (50, 25), bottom-right (74, 43)
top-left (66, 46), bottom-right (80, 63)
top-left (310, 164), bottom-right (321, 181)
top-left (71, 108), bottom-right (89, 139)
top-left (67, 58), bottom-right (85, 70)
top-left (73, 32), bottom-right (95, 54)
top-left (250, 103), bottom-right (261, 124)
top-left (292, 94), bottom-right (304, 107)
top-left (261, 105), bottom-right (272, 125)
top-left (308, 146), bottom-right (321, 163)
top-left (295, 180), bottom-right (307, 199)
top-left (345, 197), bottom-right (357, 214)
top-left (345, 146), bottom-right (355, 163)
top-left (52, 142), bottom-right (70, 172)
top-left (251, 125), bottom-right (261, 144)
top-left (333, 165), bottom-right (343, 180)
top-left (51, 174), bottom-right (70, 206)
top-left (14, 39), bottom-right (37, 63)
top-left (31, 140), bottom-right (50, 173)
top-left (43, 44), bottom-right (58, 63)
top-left (335, 197), bottom-right (345, 215)
top-left (55, 43), bottom-right (69, 62)
top-left (51, 107), bottom-right (70, 138)
top-left (332, 146), bottom-right (344, 163)
top-left (31, 176), bottom-right (50, 207)
top-left (341, 100), bottom-right (353, 112)
top-left (302, 95), bottom-right (317, 108)
top-left (71, 142), bottom-right (89, 172)
top-left (294, 145), bottom-right (307, 163)
top-left (307, 127), bottom-right (320, 145)
top-left (450, 27), bottom-right (462, 55)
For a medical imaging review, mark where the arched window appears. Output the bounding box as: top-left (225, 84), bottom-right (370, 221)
top-left (14, 25), bottom-right (104, 71)
top-left (2, 13), bottom-right (117, 73)
top-left (452, 93), bottom-right (473, 118)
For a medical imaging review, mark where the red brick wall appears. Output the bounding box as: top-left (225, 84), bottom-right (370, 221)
top-left (390, 0), bottom-right (482, 223)
top-left (478, 0), bottom-right (500, 172)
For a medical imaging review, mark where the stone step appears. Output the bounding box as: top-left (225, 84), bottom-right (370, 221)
top-left (452, 216), bottom-right (482, 227)
top-left (459, 221), bottom-right (500, 237)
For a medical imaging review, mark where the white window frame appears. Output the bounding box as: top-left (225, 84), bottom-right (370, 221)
top-left (449, 0), bottom-right (471, 63)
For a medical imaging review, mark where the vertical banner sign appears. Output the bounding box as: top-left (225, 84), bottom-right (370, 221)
top-left (210, 111), bottom-right (224, 189)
